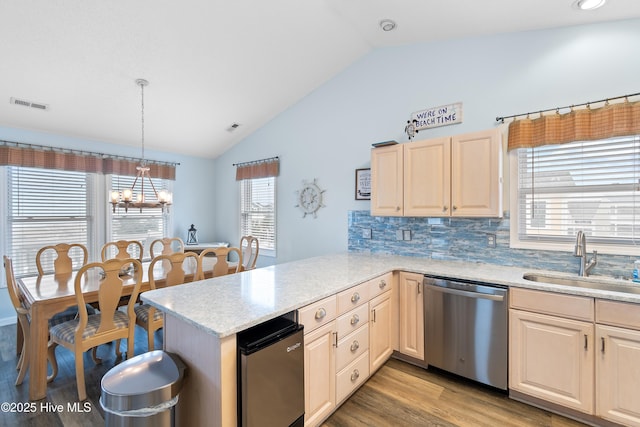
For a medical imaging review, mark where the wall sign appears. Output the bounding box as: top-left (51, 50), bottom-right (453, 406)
top-left (411, 102), bottom-right (463, 131)
top-left (355, 168), bottom-right (370, 200)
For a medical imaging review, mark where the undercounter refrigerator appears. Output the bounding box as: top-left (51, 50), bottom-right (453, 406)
top-left (237, 312), bottom-right (305, 427)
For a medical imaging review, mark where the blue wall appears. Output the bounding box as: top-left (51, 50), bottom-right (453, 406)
top-left (213, 18), bottom-right (640, 266)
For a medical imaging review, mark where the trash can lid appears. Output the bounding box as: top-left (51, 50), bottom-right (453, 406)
top-left (101, 350), bottom-right (187, 412)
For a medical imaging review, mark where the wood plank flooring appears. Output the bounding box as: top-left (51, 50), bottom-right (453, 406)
top-left (0, 322), bottom-right (587, 427)
top-left (323, 359), bottom-right (587, 427)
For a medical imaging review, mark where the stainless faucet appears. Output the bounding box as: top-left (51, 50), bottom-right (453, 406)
top-left (574, 230), bottom-right (597, 277)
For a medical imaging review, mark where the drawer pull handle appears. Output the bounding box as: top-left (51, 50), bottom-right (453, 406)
top-left (350, 369), bottom-right (360, 382)
top-left (315, 308), bottom-right (326, 320)
top-left (350, 314), bottom-right (360, 325)
top-left (584, 334), bottom-right (588, 350)
top-left (601, 337), bottom-right (605, 353)
top-left (350, 340), bottom-right (360, 352)
top-left (379, 280), bottom-right (386, 289)
top-left (351, 292), bottom-right (360, 303)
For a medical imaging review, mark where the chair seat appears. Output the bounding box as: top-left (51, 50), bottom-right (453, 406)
top-left (134, 304), bottom-right (163, 323)
top-left (48, 304), bottom-right (97, 327)
top-left (50, 311), bottom-right (129, 344)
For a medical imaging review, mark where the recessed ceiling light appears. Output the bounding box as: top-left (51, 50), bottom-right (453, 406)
top-left (379, 19), bottom-right (396, 32)
top-left (574, 0), bottom-right (606, 10)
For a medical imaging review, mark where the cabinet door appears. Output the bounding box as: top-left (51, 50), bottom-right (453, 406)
top-left (398, 272), bottom-right (425, 361)
top-left (451, 128), bottom-right (502, 217)
top-left (403, 138), bottom-right (450, 217)
top-left (509, 309), bottom-right (594, 414)
top-left (369, 290), bottom-right (393, 373)
top-left (371, 144), bottom-right (403, 216)
top-left (596, 324), bottom-right (640, 426)
top-left (304, 322), bottom-right (336, 427)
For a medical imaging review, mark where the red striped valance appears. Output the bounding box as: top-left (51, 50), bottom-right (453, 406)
top-left (0, 142), bottom-right (176, 180)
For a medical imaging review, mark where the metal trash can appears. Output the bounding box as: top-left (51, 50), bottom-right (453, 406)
top-left (100, 350), bottom-right (187, 427)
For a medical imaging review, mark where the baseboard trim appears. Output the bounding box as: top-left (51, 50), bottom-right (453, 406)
top-left (0, 316), bottom-right (16, 327)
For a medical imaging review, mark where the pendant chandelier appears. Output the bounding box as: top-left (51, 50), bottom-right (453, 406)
top-left (110, 78), bottom-right (172, 213)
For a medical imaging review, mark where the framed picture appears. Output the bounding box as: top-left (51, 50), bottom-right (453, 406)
top-left (355, 168), bottom-right (371, 200)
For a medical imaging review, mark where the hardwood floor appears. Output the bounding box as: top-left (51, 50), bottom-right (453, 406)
top-left (0, 323), bottom-right (587, 427)
top-left (323, 359), bottom-right (587, 427)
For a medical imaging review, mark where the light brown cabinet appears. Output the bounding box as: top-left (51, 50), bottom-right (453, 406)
top-left (369, 289), bottom-right (393, 373)
top-left (398, 272), bottom-right (425, 361)
top-left (371, 128), bottom-right (502, 217)
top-left (596, 300), bottom-right (640, 426)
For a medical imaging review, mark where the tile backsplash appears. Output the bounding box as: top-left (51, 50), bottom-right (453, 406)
top-left (347, 210), bottom-right (636, 279)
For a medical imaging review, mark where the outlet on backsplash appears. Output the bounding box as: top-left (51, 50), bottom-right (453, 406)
top-left (487, 233), bottom-right (496, 248)
top-left (403, 230), bottom-right (411, 241)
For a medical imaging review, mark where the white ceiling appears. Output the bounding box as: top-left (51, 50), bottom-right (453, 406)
top-left (1, 0), bottom-right (639, 159)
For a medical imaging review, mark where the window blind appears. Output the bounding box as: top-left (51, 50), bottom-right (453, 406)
top-left (7, 166), bottom-right (91, 276)
top-left (240, 177), bottom-right (276, 251)
top-left (516, 135), bottom-right (640, 245)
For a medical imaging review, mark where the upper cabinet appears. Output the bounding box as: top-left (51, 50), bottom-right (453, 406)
top-left (371, 128), bottom-right (503, 218)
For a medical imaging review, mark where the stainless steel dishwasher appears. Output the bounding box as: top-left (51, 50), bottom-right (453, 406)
top-left (237, 312), bottom-right (304, 427)
top-left (424, 275), bottom-right (508, 390)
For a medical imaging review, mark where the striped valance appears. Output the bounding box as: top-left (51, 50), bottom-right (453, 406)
top-left (0, 142), bottom-right (176, 180)
top-left (235, 156), bottom-right (279, 181)
top-left (508, 99), bottom-right (640, 151)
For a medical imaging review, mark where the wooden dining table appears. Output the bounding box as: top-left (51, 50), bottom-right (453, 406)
top-left (17, 260), bottom-right (198, 401)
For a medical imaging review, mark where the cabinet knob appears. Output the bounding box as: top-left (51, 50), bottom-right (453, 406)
top-left (350, 340), bottom-right (360, 352)
top-left (315, 308), bottom-right (326, 320)
top-left (452, 205), bottom-right (458, 211)
top-left (350, 314), bottom-right (360, 325)
top-left (350, 369), bottom-right (360, 382)
top-left (351, 292), bottom-right (360, 303)
top-left (379, 280), bottom-right (387, 289)
top-left (396, 206), bottom-right (401, 211)
top-left (443, 206), bottom-right (448, 212)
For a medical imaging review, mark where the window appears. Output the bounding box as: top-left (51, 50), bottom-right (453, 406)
top-left (109, 174), bottom-right (171, 259)
top-left (240, 177), bottom-right (276, 253)
top-left (511, 135), bottom-right (640, 253)
top-left (5, 166), bottom-right (94, 277)
top-left (1, 167), bottom-right (173, 281)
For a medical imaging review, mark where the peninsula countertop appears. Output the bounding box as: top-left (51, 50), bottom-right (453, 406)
top-left (140, 252), bottom-right (640, 339)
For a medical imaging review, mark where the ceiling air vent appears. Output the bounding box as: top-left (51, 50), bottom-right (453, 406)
top-left (10, 97), bottom-right (50, 111)
top-left (226, 122), bottom-right (241, 132)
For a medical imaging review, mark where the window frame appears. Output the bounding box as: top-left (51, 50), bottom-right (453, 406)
top-left (509, 142), bottom-right (640, 256)
top-left (239, 176), bottom-right (276, 258)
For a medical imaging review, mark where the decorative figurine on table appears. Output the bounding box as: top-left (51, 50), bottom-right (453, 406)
top-left (186, 224), bottom-right (198, 245)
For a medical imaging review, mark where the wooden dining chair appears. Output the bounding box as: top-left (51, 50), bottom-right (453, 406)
top-left (239, 235), bottom-right (259, 271)
top-left (48, 258), bottom-right (143, 401)
top-left (3, 256), bottom-right (61, 386)
top-left (150, 237), bottom-right (185, 258)
top-left (36, 243), bottom-right (88, 276)
top-left (101, 240), bottom-right (144, 261)
top-left (136, 251), bottom-right (201, 351)
top-left (199, 247), bottom-right (242, 278)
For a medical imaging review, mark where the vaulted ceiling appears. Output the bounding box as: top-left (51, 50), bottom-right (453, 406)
top-left (1, 0), bottom-right (639, 158)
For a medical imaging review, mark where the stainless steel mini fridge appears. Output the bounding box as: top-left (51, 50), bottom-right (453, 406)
top-left (237, 313), bottom-right (304, 427)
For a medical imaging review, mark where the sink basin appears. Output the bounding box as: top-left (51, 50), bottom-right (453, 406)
top-left (522, 273), bottom-right (640, 295)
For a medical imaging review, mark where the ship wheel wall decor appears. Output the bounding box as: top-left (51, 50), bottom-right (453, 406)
top-left (295, 178), bottom-right (325, 218)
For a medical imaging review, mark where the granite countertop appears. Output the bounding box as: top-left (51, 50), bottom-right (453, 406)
top-left (140, 252), bottom-right (640, 339)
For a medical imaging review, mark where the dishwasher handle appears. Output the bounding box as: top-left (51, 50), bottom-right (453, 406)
top-left (425, 284), bottom-right (505, 302)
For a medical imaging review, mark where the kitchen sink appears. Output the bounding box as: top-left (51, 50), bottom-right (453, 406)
top-left (522, 272), bottom-right (640, 295)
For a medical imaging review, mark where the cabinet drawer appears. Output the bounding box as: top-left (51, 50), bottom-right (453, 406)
top-left (336, 304), bottom-right (369, 339)
top-left (337, 282), bottom-right (370, 315)
top-left (336, 351), bottom-right (370, 404)
top-left (597, 299), bottom-right (640, 330)
top-left (510, 288), bottom-right (593, 322)
top-left (368, 272), bottom-right (393, 299)
top-left (299, 295), bottom-right (337, 333)
top-left (336, 324), bottom-right (369, 372)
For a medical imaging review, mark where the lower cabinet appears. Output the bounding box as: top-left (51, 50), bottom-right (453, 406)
top-left (509, 308), bottom-right (594, 413)
top-left (304, 321), bottom-right (336, 427)
top-left (398, 272), bottom-right (425, 361)
top-left (596, 301), bottom-right (640, 426)
top-left (369, 289), bottom-right (393, 373)
top-left (510, 288), bottom-right (640, 426)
